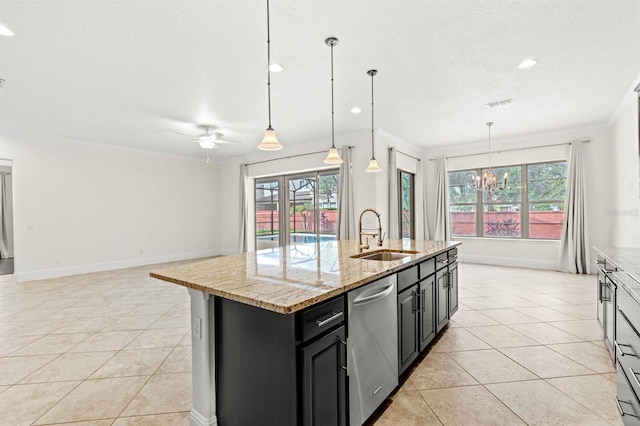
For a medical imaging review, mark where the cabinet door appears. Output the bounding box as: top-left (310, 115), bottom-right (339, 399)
top-left (302, 325), bottom-right (347, 426)
top-left (604, 278), bottom-right (616, 358)
top-left (398, 285), bottom-right (419, 375)
top-left (448, 262), bottom-right (459, 317)
top-left (419, 275), bottom-right (436, 352)
top-left (436, 268), bottom-right (449, 332)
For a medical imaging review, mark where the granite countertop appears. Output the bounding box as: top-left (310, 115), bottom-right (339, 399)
top-left (594, 246), bottom-right (640, 303)
top-left (151, 239), bottom-right (460, 314)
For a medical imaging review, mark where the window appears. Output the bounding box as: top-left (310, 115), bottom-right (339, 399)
top-left (398, 171), bottom-right (415, 238)
top-left (448, 161), bottom-right (566, 239)
top-left (255, 170), bottom-right (339, 250)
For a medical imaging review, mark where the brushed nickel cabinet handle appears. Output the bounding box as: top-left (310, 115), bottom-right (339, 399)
top-left (615, 395), bottom-right (640, 417)
top-left (615, 341), bottom-right (637, 357)
top-left (630, 367), bottom-right (640, 390)
top-left (315, 311), bottom-right (343, 327)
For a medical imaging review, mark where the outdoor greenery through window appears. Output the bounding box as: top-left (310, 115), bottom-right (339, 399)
top-left (448, 161), bottom-right (566, 239)
top-left (255, 170), bottom-right (340, 250)
top-left (399, 170), bottom-right (415, 238)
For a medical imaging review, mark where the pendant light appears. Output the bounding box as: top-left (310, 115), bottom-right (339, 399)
top-left (365, 69), bottom-right (382, 173)
top-left (471, 122), bottom-right (508, 192)
top-left (257, 0), bottom-right (283, 151)
top-left (323, 37), bottom-right (343, 164)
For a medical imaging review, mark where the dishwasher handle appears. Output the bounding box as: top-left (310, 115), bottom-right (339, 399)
top-left (353, 284), bottom-right (395, 306)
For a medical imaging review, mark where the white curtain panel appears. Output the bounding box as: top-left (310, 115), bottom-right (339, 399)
top-left (388, 147), bottom-right (399, 239)
top-left (238, 164), bottom-right (249, 253)
top-left (415, 158), bottom-right (430, 240)
top-left (434, 158), bottom-right (451, 241)
top-left (558, 142), bottom-right (590, 274)
top-left (0, 173), bottom-right (12, 259)
top-left (337, 146), bottom-right (355, 240)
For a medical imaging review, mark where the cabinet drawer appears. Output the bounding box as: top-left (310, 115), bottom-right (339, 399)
top-left (398, 265), bottom-right (418, 293)
top-left (449, 248), bottom-right (458, 262)
top-left (616, 298), bottom-right (640, 380)
top-left (435, 252), bottom-right (448, 270)
top-left (619, 287), bottom-right (640, 325)
top-left (419, 258), bottom-right (435, 280)
top-left (617, 359), bottom-right (640, 424)
top-left (299, 296), bottom-right (345, 343)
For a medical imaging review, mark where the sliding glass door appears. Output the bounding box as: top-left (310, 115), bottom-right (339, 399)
top-left (255, 170), bottom-right (339, 250)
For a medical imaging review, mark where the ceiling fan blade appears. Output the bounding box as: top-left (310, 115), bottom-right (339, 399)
top-left (212, 139), bottom-right (241, 144)
top-left (173, 131), bottom-right (197, 138)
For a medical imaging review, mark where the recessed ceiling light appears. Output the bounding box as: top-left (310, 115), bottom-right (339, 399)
top-left (268, 63), bottom-right (284, 72)
top-left (517, 59), bottom-right (537, 69)
top-left (350, 106), bottom-right (362, 114)
top-left (0, 24), bottom-right (14, 37)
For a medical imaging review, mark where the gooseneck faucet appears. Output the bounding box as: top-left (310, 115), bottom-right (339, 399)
top-left (358, 208), bottom-right (385, 253)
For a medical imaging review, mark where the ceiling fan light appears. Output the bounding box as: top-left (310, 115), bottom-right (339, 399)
top-left (324, 147), bottom-right (343, 164)
top-left (365, 158), bottom-right (382, 173)
top-left (199, 140), bottom-right (216, 149)
top-left (257, 128), bottom-right (283, 151)
top-left (0, 24), bottom-right (14, 37)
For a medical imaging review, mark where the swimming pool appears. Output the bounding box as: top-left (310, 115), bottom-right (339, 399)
top-left (257, 233), bottom-right (336, 244)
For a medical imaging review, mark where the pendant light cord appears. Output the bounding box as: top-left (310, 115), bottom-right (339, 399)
top-left (370, 71), bottom-right (375, 159)
top-left (330, 41), bottom-right (335, 149)
top-left (266, 0), bottom-right (273, 129)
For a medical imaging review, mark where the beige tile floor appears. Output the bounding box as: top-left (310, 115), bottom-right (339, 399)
top-left (373, 263), bottom-right (620, 426)
top-left (0, 262), bottom-right (620, 425)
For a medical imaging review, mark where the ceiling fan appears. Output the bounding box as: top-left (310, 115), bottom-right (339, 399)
top-left (175, 125), bottom-right (241, 149)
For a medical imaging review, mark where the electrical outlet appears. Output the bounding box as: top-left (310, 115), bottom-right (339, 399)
top-left (192, 316), bottom-right (202, 339)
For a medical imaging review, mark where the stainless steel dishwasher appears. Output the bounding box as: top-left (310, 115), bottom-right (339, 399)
top-left (347, 274), bottom-right (398, 426)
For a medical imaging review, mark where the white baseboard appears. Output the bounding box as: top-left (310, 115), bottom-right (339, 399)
top-left (15, 249), bottom-right (227, 283)
top-left (459, 254), bottom-right (558, 271)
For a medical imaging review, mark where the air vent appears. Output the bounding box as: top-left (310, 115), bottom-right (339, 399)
top-left (486, 98), bottom-right (514, 109)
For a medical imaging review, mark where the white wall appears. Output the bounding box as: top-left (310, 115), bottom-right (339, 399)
top-left (424, 124), bottom-right (613, 270)
top-left (0, 133), bottom-right (218, 282)
top-left (610, 81), bottom-right (640, 248)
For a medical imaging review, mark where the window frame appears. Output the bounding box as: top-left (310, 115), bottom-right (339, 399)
top-left (448, 160), bottom-right (567, 240)
top-left (398, 169), bottom-right (415, 239)
top-left (254, 169), bottom-right (340, 250)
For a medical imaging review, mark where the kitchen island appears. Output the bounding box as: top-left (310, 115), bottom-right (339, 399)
top-left (152, 239), bottom-right (460, 426)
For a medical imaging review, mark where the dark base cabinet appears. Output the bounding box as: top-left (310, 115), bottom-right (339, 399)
top-left (435, 267), bottom-right (448, 333)
top-left (398, 248), bottom-right (457, 376)
top-left (302, 326), bottom-right (347, 426)
top-left (419, 274), bottom-right (436, 352)
top-left (398, 285), bottom-right (419, 374)
top-left (216, 295), bottom-right (347, 426)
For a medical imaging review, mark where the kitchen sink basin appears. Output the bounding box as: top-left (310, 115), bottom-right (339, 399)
top-left (351, 250), bottom-right (419, 261)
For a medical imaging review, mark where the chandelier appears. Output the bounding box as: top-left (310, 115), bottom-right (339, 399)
top-left (472, 122), bottom-right (507, 192)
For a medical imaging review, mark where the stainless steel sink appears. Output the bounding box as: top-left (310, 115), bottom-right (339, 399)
top-left (351, 250), bottom-right (419, 261)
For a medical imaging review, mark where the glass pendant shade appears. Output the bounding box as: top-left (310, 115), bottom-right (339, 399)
top-left (324, 147), bottom-right (343, 164)
top-left (258, 127), bottom-right (283, 151)
top-left (365, 158), bottom-right (382, 173)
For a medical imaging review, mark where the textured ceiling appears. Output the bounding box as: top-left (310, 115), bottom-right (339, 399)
top-left (0, 0), bottom-right (639, 161)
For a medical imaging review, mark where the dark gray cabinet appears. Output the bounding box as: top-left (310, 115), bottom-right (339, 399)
top-left (435, 267), bottom-right (449, 333)
top-left (216, 295), bottom-right (346, 426)
top-left (418, 274), bottom-right (436, 352)
top-left (448, 260), bottom-right (459, 316)
top-left (398, 285), bottom-right (419, 374)
top-left (302, 325), bottom-right (347, 426)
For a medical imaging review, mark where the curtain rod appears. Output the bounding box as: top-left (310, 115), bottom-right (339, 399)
top-left (392, 148), bottom-right (421, 162)
top-left (428, 140), bottom-right (590, 161)
top-left (244, 146), bottom-right (354, 167)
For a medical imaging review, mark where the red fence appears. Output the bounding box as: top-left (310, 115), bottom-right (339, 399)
top-left (451, 211), bottom-right (564, 239)
top-left (256, 210), bottom-right (338, 235)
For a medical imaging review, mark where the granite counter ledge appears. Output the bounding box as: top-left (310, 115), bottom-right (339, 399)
top-left (151, 239), bottom-right (460, 314)
top-left (594, 246), bottom-right (640, 304)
